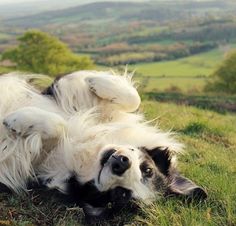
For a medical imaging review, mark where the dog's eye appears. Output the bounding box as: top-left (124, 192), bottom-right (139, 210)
top-left (140, 162), bottom-right (153, 178)
top-left (143, 167), bottom-right (153, 178)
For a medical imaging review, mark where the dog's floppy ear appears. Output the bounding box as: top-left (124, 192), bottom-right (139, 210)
top-left (144, 147), bottom-right (207, 200)
top-left (167, 170), bottom-right (207, 200)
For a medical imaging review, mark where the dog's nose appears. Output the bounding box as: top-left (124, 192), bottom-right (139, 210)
top-left (111, 155), bottom-right (130, 176)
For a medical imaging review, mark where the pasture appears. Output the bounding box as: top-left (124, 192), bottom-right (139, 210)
top-left (130, 49), bottom-right (224, 77)
top-left (129, 49), bottom-right (224, 93)
top-left (0, 100), bottom-right (235, 226)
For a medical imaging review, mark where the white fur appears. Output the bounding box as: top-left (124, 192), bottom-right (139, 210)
top-left (0, 71), bottom-right (183, 202)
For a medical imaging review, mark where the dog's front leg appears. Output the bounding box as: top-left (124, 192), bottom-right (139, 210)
top-left (3, 107), bottom-right (66, 140)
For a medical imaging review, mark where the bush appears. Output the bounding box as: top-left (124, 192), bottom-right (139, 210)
top-left (2, 30), bottom-right (94, 76)
top-left (205, 50), bottom-right (236, 94)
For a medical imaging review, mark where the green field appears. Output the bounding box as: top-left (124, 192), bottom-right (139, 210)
top-left (130, 49), bottom-right (224, 77)
top-left (126, 49), bottom-right (232, 93)
top-left (0, 100), bottom-right (235, 225)
top-left (136, 76), bottom-right (207, 93)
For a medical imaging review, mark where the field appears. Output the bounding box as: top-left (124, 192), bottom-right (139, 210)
top-left (0, 100), bottom-right (235, 226)
top-left (131, 49), bottom-right (224, 77)
top-left (130, 49), bottom-right (222, 93)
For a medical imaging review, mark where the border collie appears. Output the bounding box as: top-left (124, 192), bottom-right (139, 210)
top-left (0, 71), bottom-right (207, 218)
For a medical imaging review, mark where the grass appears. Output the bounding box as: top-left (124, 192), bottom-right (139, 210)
top-left (130, 49), bottom-right (224, 77)
top-left (142, 92), bottom-right (236, 113)
top-left (0, 66), bottom-right (13, 75)
top-left (136, 76), bottom-right (207, 93)
top-left (0, 101), bottom-right (235, 225)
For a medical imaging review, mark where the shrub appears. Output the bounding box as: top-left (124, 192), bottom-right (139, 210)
top-left (2, 30), bottom-right (94, 76)
top-left (205, 50), bottom-right (236, 94)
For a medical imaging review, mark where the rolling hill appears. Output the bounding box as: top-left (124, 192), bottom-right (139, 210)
top-left (0, 0), bottom-right (150, 19)
top-left (3, 1), bottom-right (236, 28)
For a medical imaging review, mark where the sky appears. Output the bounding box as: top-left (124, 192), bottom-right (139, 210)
top-left (0, 0), bottom-right (39, 5)
top-left (0, 0), bottom-right (220, 5)
top-left (0, 0), bottom-right (141, 6)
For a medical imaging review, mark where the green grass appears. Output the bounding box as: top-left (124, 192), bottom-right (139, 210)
top-left (142, 92), bottom-right (236, 113)
top-left (136, 76), bottom-right (207, 93)
top-left (139, 101), bottom-right (236, 226)
top-left (130, 49), bottom-right (224, 77)
top-left (0, 101), bottom-right (235, 225)
top-left (0, 66), bottom-right (13, 75)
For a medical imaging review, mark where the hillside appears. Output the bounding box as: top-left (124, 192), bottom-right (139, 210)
top-left (4, 1), bottom-right (236, 27)
top-left (0, 0), bottom-right (151, 19)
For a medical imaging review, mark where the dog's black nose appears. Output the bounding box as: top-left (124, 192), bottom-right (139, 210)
top-left (111, 155), bottom-right (130, 176)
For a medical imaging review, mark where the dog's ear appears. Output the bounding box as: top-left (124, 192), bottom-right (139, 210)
top-left (144, 147), bottom-right (207, 200)
top-left (167, 171), bottom-right (207, 200)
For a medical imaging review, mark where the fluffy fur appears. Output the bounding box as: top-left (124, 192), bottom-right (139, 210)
top-left (0, 71), bottom-right (207, 218)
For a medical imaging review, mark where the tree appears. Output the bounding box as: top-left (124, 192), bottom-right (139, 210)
top-left (205, 50), bottom-right (236, 94)
top-left (2, 30), bottom-right (93, 76)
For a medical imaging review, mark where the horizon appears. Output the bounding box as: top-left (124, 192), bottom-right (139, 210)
top-left (0, 0), bottom-right (221, 6)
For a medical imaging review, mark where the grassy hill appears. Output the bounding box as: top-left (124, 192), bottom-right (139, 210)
top-left (3, 2), bottom-right (182, 27)
top-left (0, 100), bottom-right (235, 225)
top-left (3, 1), bottom-right (235, 25)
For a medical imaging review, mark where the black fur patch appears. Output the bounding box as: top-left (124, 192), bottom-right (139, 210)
top-left (42, 74), bottom-right (64, 96)
top-left (42, 85), bottom-right (55, 96)
top-left (64, 174), bottom-right (136, 219)
top-left (100, 149), bottom-right (116, 166)
top-left (0, 182), bottom-right (11, 193)
top-left (144, 147), bottom-right (172, 176)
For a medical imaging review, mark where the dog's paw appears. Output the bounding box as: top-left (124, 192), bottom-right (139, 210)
top-left (3, 110), bottom-right (34, 137)
top-left (86, 76), bottom-right (122, 102)
top-left (86, 75), bottom-right (140, 112)
top-left (3, 107), bottom-right (65, 139)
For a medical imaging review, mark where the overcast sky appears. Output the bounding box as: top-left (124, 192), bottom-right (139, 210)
top-left (0, 0), bottom-right (221, 5)
top-left (0, 0), bottom-right (39, 5)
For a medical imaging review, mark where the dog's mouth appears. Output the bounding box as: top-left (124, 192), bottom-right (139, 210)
top-left (83, 186), bottom-right (137, 220)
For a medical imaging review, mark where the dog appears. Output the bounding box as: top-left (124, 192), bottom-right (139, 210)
top-left (0, 71), bottom-right (207, 218)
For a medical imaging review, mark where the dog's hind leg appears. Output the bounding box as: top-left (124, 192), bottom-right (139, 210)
top-left (85, 73), bottom-right (141, 112)
top-left (3, 107), bottom-right (66, 140)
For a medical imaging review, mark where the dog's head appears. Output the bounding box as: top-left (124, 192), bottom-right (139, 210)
top-left (65, 144), bottom-right (207, 219)
top-left (96, 145), bottom-right (168, 202)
